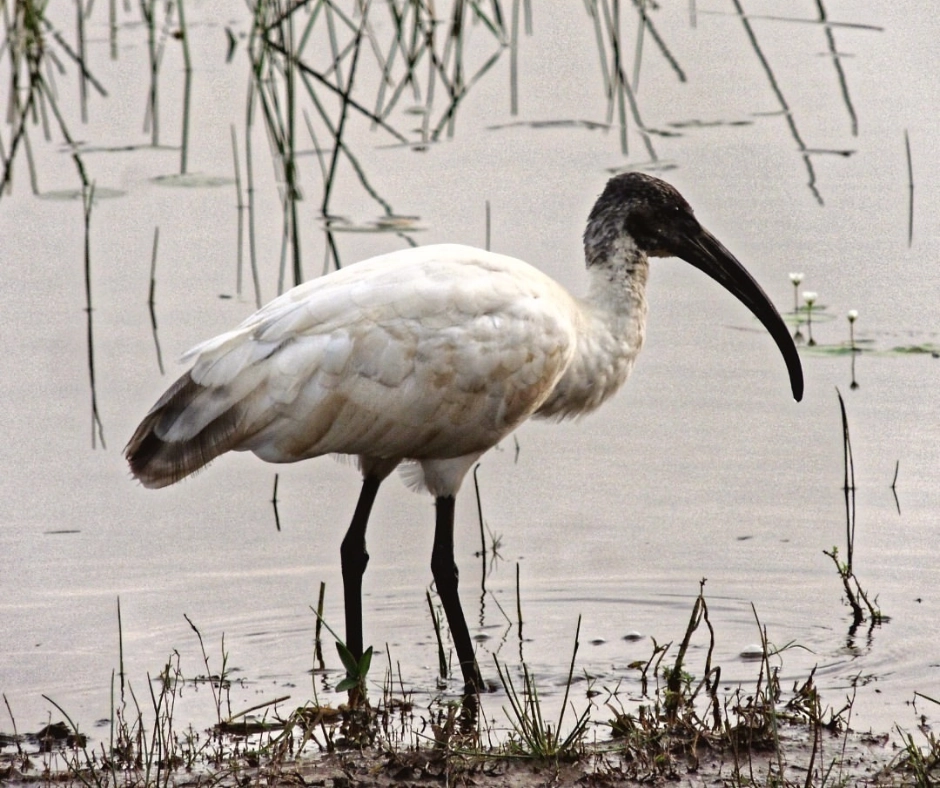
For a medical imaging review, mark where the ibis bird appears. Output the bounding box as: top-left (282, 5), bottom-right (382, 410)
top-left (126, 172), bottom-right (803, 692)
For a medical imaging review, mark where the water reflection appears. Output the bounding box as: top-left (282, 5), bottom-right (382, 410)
top-left (723, 0), bottom-right (884, 203)
top-left (147, 227), bottom-right (166, 375)
top-left (270, 473), bottom-right (283, 532)
top-left (244, 0), bottom-right (512, 287)
top-left (1, 0), bottom-right (935, 740)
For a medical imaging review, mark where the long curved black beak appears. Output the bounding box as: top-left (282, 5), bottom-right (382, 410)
top-left (672, 225), bottom-right (804, 402)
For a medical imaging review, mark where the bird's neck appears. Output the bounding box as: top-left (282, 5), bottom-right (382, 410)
top-left (537, 239), bottom-right (649, 419)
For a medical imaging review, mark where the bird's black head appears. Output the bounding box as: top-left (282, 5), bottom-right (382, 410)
top-left (587, 171), bottom-right (702, 259)
top-left (584, 171), bottom-right (804, 402)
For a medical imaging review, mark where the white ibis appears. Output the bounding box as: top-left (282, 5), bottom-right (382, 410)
top-left (126, 172), bottom-right (803, 692)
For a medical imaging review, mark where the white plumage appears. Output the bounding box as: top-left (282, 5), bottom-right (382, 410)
top-left (132, 243), bottom-right (643, 496)
top-left (127, 172), bottom-right (802, 691)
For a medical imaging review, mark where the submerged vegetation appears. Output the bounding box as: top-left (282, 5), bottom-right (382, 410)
top-left (824, 390), bottom-right (885, 631)
top-left (3, 589), bottom-right (934, 787)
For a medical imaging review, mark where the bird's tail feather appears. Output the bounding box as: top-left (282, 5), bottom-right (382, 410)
top-left (125, 371), bottom-right (242, 489)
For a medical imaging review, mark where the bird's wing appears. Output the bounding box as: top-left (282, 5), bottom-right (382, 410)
top-left (163, 245), bottom-right (578, 465)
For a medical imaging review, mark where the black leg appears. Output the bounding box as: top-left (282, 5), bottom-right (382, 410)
top-left (431, 495), bottom-right (483, 691)
top-left (340, 474), bottom-right (382, 661)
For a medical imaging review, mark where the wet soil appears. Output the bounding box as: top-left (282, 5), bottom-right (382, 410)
top-left (1, 723), bottom-right (917, 787)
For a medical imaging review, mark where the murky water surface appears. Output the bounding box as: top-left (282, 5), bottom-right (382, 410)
top-left (2, 1), bottom-right (938, 742)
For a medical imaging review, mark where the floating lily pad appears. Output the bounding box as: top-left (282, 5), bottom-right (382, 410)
top-left (668, 118), bottom-right (754, 129)
top-left (607, 161), bottom-right (679, 174)
top-left (801, 341), bottom-right (939, 357)
top-left (645, 127), bottom-right (684, 138)
top-left (151, 173), bottom-right (234, 188)
top-left (372, 215), bottom-right (423, 231)
top-left (487, 118), bottom-right (612, 132)
top-left (891, 344), bottom-right (940, 356)
top-left (800, 340), bottom-right (873, 356)
top-left (324, 215), bottom-right (424, 233)
top-left (783, 308), bottom-right (838, 326)
top-left (39, 186), bottom-right (126, 201)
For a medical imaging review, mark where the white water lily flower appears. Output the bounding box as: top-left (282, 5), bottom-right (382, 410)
top-left (847, 309), bottom-right (858, 322)
top-left (789, 272), bottom-right (804, 285)
top-left (803, 291), bottom-right (817, 307)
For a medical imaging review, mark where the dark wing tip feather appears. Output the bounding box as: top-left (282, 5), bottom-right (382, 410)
top-left (125, 371), bottom-right (241, 489)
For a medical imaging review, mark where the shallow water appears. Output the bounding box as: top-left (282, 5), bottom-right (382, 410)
top-left (1, 1), bottom-right (938, 744)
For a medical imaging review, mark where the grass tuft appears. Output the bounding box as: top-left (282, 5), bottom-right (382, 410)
top-left (824, 389), bottom-right (886, 631)
top-left (494, 615), bottom-right (591, 760)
